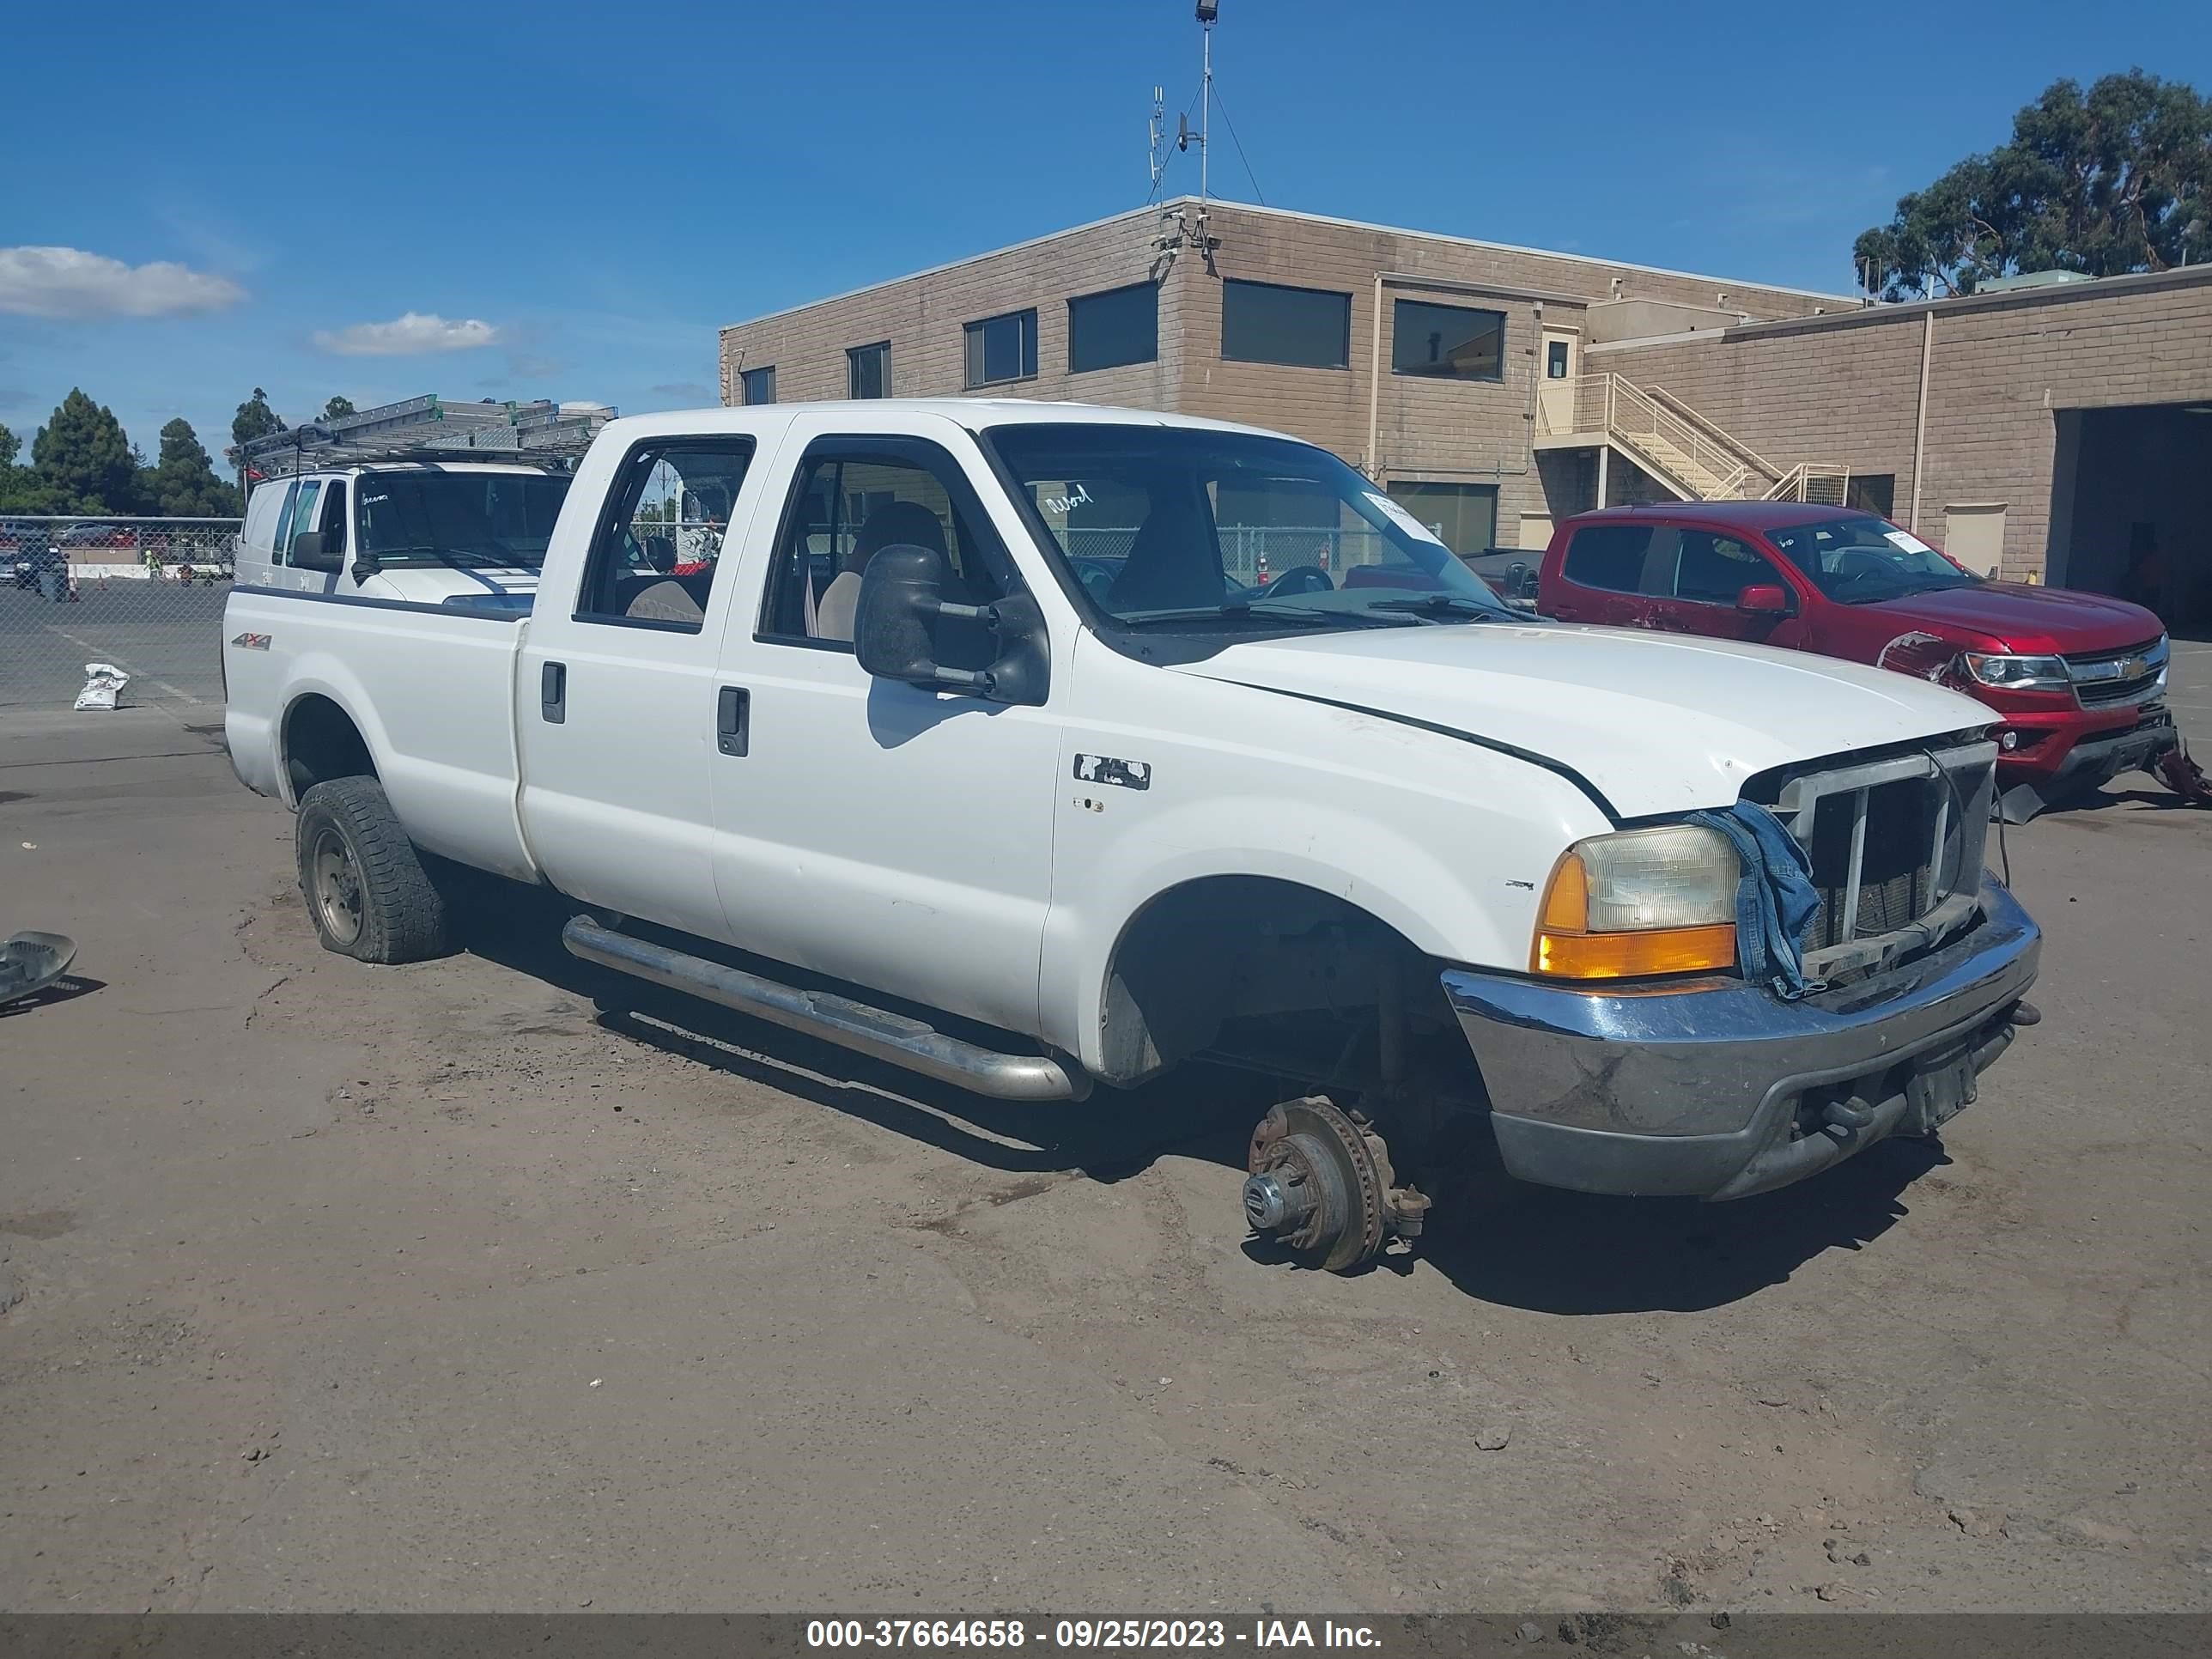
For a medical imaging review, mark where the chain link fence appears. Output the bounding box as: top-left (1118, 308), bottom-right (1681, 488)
top-left (1, 516), bottom-right (240, 712)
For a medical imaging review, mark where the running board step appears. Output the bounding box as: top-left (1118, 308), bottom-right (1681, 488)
top-left (562, 917), bottom-right (1090, 1102)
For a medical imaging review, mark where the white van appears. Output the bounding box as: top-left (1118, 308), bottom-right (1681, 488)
top-left (236, 461), bottom-right (574, 606)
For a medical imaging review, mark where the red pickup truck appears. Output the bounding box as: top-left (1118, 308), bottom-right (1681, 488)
top-left (1534, 501), bottom-right (2185, 820)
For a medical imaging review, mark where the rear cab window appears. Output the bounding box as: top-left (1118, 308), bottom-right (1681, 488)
top-left (1559, 524), bottom-right (1656, 593)
top-left (574, 441), bottom-right (756, 632)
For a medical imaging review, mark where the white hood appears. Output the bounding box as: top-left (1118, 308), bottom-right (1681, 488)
top-left (1168, 623), bottom-right (1992, 818)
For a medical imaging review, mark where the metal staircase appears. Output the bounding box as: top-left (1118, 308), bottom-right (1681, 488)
top-left (1537, 373), bottom-right (1850, 504)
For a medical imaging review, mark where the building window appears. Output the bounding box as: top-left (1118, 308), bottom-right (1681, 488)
top-left (1845, 474), bottom-right (1896, 518)
top-left (1392, 301), bottom-right (1504, 381)
top-left (1547, 340), bottom-right (1571, 379)
top-left (1067, 282), bottom-right (1158, 374)
top-left (1385, 481), bottom-right (1498, 557)
top-left (963, 308), bottom-right (1038, 388)
top-left (1220, 278), bottom-right (1350, 369)
top-left (847, 342), bottom-right (890, 400)
top-left (740, 365), bottom-right (776, 406)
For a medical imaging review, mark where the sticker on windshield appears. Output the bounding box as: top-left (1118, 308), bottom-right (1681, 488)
top-left (1364, 493), bottom-right (1449, 547)
top-left (1883, 530), bottom-right (1938, 556)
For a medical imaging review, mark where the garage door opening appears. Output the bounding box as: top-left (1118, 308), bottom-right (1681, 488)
top-left (2049, 402), bottom-right (2212, 637)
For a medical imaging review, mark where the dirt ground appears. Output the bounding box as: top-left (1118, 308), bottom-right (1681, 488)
top-left (3, 696), bottom-right (2209, 1614)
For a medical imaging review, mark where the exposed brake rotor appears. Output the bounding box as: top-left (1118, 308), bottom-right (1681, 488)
top-left (1243, 1096), bottom-right (1422, 1273)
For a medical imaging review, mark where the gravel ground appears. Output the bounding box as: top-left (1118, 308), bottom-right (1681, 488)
top-left (1, 699), bottom-right (2207, 1613)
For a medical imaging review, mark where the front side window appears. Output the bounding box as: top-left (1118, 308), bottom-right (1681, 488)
top-left (575, 441), bottom-right (755, 630)
top-left (963, 309), bottom-right (1038, 387)
top-left (1668, 530), bottom-right (1768, 605)
top-left (1767, 514), bottom-right (1978, 604)
top-left (741, 365), bottom-right (776, 406)
top-left (1560, 524), bottom-right (1655, 593)
top-left (1385, 481), bottom-right (1498, 557)
top-left (1392, 300), bottom-right (1504, 381)
top-left (270, 481), bottom-right (301, 561)
top-left (1220, 279), bottom-right (1351, 369)
top-left (275, 479), bottom-right (324, 564)
top-left (315, 481), bottom-right (349, 554)
top-left (759, 442), bottom-right (1011, 667)
top-left (848, 342), bottom-right (890, 399)
top-left (1068, 282), bottom-right (1158, 373)
top-left (989, 423), bottom-right (1513, 630)
top-left (356, 469), bottom-right (573, 572)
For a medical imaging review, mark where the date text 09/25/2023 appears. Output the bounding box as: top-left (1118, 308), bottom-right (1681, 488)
top-left (805, 1620), bottom-right (1382, 1650)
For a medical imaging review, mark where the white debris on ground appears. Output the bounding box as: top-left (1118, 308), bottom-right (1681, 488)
top-left (72, 662), bottom-right (130, 711)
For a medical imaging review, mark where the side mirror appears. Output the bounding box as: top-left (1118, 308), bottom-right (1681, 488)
top-left (290, 532), bottom-right (343, 573)
top-left (1735, 582), bottom-right (1790, 617)
top-left (853, 543), bottom-right (1048, 705)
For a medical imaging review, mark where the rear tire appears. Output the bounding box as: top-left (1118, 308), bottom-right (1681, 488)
top-left (295, 776), bottom-right (450, 963)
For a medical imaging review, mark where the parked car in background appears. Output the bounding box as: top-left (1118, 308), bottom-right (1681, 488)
top-left (13, 539), bottom-right (64, 591)
top-left (234, 460), bottom-right (573, 601)
top-left (1536, 501), bottom-right (2179, 820)
top-left (58, 522), bottom-right (130, 551)
top-left (1460, 547), bottom-right (1542, 613)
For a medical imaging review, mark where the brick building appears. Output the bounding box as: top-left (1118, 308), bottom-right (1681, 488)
top-left (718, 198), bottom-right (2212, 629)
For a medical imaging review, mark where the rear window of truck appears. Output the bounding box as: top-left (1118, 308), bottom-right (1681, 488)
top-left (1560, 525), bottom-right (1654, 593)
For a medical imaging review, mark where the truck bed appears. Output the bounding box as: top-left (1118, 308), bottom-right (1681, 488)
top-left (222, 586), bottom-right (541, 882)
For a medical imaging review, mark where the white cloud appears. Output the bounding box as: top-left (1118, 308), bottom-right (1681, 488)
top-left (313, 312), bottom-right (501, 356)
top-left (0, 246), bottom-right (246, 319)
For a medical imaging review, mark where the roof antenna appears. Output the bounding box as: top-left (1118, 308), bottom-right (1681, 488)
top-left (1193, 1), bottom-right (1216, 226)
top-left (1148, 85), bottom-right (1166, 200)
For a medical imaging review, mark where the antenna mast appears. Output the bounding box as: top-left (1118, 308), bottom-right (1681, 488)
top-left (1197, 0), bottom-right (1216, 210)
top-left (1148, 84), bottom-right (1165, 198)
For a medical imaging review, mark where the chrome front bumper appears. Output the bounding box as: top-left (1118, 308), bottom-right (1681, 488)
top-left (1441, 878), bottom-right (2041, 1200)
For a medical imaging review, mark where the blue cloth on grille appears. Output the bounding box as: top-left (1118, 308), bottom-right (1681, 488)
top-left (1688, 802), bottom-right (1825, 1000)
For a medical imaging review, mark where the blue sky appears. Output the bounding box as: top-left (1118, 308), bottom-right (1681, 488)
top-left (3, 0), bottom-right (2206, 468)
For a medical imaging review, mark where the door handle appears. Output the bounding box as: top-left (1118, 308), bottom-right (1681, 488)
top-left (717, 685), bottom-right (750, 757)
top-left (541, 660), bottom-right (566, 724)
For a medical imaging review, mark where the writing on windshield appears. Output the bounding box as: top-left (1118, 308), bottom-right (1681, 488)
top-left (1767, 516), bottom-right (1978, 605)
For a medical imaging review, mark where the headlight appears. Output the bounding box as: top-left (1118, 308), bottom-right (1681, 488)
top-left (1961, 652), bottom-right (2069, 692)
top-left (1532, 824), bottom-right (1739, 980)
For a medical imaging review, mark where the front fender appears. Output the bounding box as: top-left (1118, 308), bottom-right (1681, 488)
top-left (1037, 653), bottom-right (1610, 1071)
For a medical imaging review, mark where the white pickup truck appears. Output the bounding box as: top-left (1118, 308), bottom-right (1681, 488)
top-left (223, 401), bottom-right (2041, 1271)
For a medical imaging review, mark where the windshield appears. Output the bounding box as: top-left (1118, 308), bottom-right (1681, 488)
top-left (1766, 514), bottom-right (1978, 605)
top-left (356, 470), bottom-right (571, 568)
top-left (987, 424), bottom-right (1514, 628)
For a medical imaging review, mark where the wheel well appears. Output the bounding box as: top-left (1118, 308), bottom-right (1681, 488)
top-left (283, 694), bottom-right (376, 799)
top-left (1098, 876), bottom-right (1450, 1089)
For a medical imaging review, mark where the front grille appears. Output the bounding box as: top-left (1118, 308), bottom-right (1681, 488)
top-left (1749, 742), bottom-right (1996, 981)
top-left (2065, 636), bottom-right (2168, 708)
top-left (1802, 777), bottom-right (1941, 951)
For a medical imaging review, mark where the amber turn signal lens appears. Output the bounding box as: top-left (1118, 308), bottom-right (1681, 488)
top-left (1532, 922), bottom-right (1737, 979)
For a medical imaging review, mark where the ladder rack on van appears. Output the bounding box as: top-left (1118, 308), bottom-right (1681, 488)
top-left (235, 393), bottom-right (617, 479)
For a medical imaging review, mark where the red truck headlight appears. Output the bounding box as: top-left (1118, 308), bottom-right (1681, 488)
top-left (1961, 652), bottom-right (2069, 693)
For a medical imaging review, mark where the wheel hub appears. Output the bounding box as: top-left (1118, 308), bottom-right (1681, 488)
top-left (310, 830), bottom-right (364, 945)
top-left (1243, 1096), bottom-right (1392, 1273)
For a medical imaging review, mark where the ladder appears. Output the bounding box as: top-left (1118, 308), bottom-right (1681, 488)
top-left (237, 393), bottom-right (617, 477)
